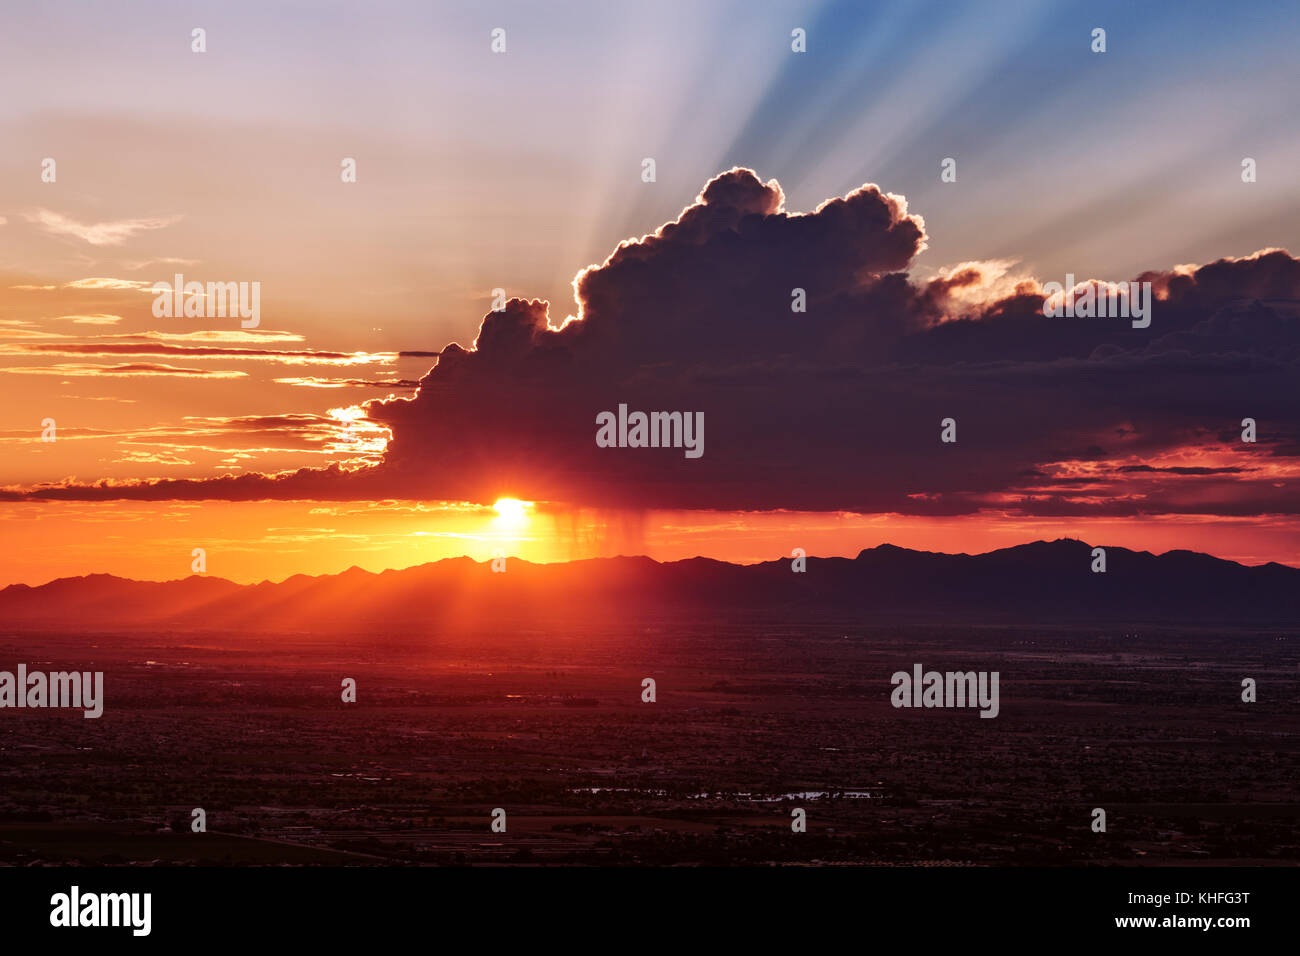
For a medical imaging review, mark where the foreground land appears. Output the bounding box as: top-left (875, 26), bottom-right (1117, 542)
top-left (1, 620), bottom-right (1296, 865)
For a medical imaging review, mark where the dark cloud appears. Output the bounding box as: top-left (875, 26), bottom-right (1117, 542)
top-left (7, 169), bottom-right (1299, 516)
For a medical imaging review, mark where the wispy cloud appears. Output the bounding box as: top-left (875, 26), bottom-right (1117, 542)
top-left (122, 256), bottom-right (199, 271)
top-left (1, 342), bottom-right (398, 366)
top-left (0, 329), bottom-right (69, 340)
top-left (113, 450), bottom-right (195, 466)
top-left (275, 376), bottom-right (420, 389)
top-left (115, 330), bottom-right (305, 344)
top-left (25, 209), bottom-right (180, 246)
top-left (63, 277), bottom-right (154, 291)
top-left (53, 314), bottom-right (123, 325)
top-left (57, 394), bottom-right (138, 404)
top-left (0, 362), bottom-right (246, 378)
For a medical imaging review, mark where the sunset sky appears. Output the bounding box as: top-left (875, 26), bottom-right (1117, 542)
top-left (2, 0), bottom-right (1299, 584)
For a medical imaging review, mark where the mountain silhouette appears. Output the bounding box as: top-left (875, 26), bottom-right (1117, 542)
top-left (1, 539), bottom-right (1296, 632)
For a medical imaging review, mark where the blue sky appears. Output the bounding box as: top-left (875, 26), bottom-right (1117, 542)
top-left (2, 0), bottom-right (1296, 347)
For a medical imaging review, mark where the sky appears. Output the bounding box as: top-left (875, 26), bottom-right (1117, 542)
top-left (1, 0), bottom-right (1299, 584)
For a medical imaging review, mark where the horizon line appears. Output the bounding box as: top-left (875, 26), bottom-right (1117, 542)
top-left (6, 536), bottom-right (1297, 591)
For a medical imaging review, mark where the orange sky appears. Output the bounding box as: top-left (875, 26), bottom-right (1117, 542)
top-left (0, 497), bottom-right (1296, 587)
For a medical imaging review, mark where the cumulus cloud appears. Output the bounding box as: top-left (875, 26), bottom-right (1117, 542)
top-left (5, 169), bottom-right (1298, 517)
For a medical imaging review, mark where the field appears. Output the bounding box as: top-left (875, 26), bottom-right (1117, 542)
top-left (1, 620), bottom-right (1296, 865)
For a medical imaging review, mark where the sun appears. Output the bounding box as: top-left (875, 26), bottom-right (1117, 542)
top-left (492, 498), bottom-right (531, 525)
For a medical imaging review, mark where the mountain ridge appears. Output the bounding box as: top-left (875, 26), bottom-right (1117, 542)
top-left (2, 539), bottom-right (1296, 631)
